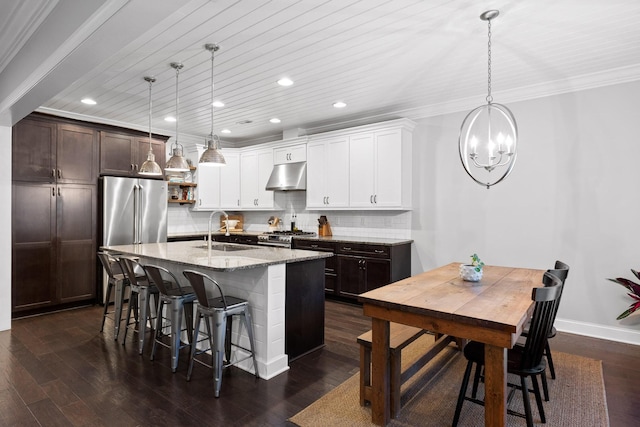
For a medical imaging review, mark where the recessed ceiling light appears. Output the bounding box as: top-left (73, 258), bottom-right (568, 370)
top-left (212, 101), bottom-right (224, 108)
top-left (221, 129), bottom-right (231, 134)
top-left (81, 98), bottom-right (96, 105)
top-left (269, 118), bottom-right (281, 124)
top-left (333, 101), bottom-right (347, 108)
top-left (164, 116), bottom-right (176, 122)
top-left (277, 77), bottom-right (294, 87)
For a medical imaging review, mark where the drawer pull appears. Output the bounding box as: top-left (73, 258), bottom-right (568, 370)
top-left (374, 249), bottom-right (385, 254)
top-left (311, 244), bottom-right (318, 248)
top-left (343, 247), bottom-right (352, 251)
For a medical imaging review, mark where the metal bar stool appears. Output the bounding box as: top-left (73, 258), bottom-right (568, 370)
top-left (118, 256), bottom-right (159, 355)
top-left (183, 270), bottom-right (259, 397)
top-left (144, 264), bottom-right (197, 373)
top-left (97, 251), bottom-right (130, 340)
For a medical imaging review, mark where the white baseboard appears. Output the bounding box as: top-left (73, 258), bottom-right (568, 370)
top-left (555, 318), bottom-right (640, 346)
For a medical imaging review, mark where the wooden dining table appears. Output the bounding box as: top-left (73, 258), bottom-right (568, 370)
top-left (358, 262), bottom-right (544, 426)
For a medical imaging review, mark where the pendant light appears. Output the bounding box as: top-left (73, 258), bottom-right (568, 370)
top-left (458, 10), bottom-right (518, 189)
top-left (165, 62), bottom-right (190, 173)
top-left (138, 76), bottom-right (163, 176)
top-left (199, 43), bottom-right (226, 166)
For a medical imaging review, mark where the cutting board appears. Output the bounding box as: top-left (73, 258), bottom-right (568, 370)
top-left (219, 214), bottom-right (244, 232)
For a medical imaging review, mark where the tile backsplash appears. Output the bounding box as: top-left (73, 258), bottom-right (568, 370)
top-left (167, 191), bottom-right (411, 239)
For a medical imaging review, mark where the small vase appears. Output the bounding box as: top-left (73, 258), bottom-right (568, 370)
top-left (460, 264), bottom-right (483, 282)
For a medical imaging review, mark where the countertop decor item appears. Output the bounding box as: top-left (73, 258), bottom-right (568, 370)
top-left (459, 253), bottom-right (484, 282)
top-left (458, 10), bottom-right (518, 189)
top-left (608, 269), bottom-right (640, 320)
top-left (139, 76), bottom-right (163, 176)
top-left (199, 43), bottom-right (226, 166)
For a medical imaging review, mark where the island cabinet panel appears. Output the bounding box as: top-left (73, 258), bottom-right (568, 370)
top-left (285, 258), bottom-right (325, 361)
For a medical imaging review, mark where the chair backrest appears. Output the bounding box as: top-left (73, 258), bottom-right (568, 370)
top-left (554, 260), bottom-right (570, 278)
top-left (520, 272), bottom-right (563, 370)
top-left (183, 270), bottom-right (228, 309)
top-left (144, 264), bottom-right (188, 296)
top-left (118, 256), bottom-right (147, 287)
top-left (97, 251), bottom-right (123, 279)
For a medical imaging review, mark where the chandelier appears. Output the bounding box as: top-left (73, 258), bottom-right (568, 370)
top-left (459, 10), bottom-right (518, 189)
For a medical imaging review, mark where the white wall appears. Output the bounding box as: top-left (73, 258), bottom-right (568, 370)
top-left (410, 80), bottom-right (640, 344)
top-left (0, 126), bottom-right (12, 331)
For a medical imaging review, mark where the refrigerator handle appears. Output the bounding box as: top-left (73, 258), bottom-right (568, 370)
top-left (133, 184), bottom-right (139, 244)
top-left (138, 184), bottom-right (144, 244)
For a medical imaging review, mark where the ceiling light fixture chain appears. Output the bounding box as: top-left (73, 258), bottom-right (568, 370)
top-left (486, 15), bottom-right (493, 104)
top-left (458, 9), bottom-right (518, 189)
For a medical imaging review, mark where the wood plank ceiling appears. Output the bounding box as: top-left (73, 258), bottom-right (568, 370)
top-left (24, 0), bottom-right (640, 145)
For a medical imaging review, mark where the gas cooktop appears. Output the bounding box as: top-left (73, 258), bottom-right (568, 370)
top-left (263, 230), bottom-right (316, 236)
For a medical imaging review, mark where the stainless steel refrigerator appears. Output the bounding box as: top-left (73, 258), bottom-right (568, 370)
top-left (101, 176), bottom-right (168, 246)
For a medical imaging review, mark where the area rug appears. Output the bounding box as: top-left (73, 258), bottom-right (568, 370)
top-left (289, 335), bottom-right (609, 426)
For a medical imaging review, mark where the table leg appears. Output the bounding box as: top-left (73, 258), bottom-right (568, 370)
top-left (371, 317), bottom-right (390, 426)
top-left (484, 344), bottom-right (507, 427)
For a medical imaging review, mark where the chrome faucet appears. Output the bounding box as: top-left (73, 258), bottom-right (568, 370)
top-left (208, 210), bottom-right (230, 253)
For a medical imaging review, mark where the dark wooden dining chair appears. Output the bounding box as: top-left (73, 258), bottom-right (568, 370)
top-left (452, 272), bottom-right (563, 427)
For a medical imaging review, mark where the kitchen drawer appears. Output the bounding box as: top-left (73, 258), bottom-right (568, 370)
top-left (292, 239), bottom-right (336, 252)
top-left (336, 242), bottom-right (390, 259)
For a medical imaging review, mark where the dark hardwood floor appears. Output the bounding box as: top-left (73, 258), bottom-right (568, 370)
top-left (1, 299), bottom-right (638, 426)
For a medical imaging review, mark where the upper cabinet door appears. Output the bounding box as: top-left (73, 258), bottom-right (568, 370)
top-left (219, 152), bottom-right (240, 209)
top-left (196, 163), bottom-right (221, 209)
top-left (274, 143), bottom-right (307, 164)
top-left (348, 133), bottom-right (375, 207)
top-left (12, 119), bottom-right (57, 182)
top-left (325, 137), bottom-right (350, 208)
top-left (257, 149), bottom-right (274, 208)
top-left (373, 129), bottom-right (403, 207)
top-left (240, 148), bottom-right (274, 209)
top-left (99, 131), bottom-right (136, 176)
top-left (57, 124), bottom-right (97, 184)
top-left (306, 141), bottom-right (327, 208)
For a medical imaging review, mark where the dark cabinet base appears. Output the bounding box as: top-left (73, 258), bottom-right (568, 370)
top-left (285, 258), bottom-right (325, 361)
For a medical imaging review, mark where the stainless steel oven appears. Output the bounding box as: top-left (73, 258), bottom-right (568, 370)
top-left (257, 231), bottom-right (316, 248)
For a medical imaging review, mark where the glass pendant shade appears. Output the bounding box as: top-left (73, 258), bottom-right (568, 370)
top-left (459, 10), bottom-right (517, 189)
top-left (199, 43), bottom-right (226, 167)
top-left (139, 76), bottom-right (162, 176)
top-left (459, 103), bottom-right (517, 188)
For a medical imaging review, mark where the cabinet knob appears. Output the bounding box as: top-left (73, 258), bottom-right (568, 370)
top-left (51, 169), bottom-right (55, 178)
top-left (58, 187), bottom-right (61, 197)
top-left (57, 169), bottom-right (61, 179)
top-left (370, 195), bottom-right (373, 204)
top-left (52, 187), bottom-right (55, 197)
top-left (130, 164), bottom-right (135, 171)
top-left (374, 195), bottom-right (377, 204)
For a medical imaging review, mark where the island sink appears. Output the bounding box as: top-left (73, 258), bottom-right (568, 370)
top-left (197, 244), bottom-right (252, 252)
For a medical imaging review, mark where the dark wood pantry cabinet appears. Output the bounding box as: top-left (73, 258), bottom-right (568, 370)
top-left (12, 115), bottom-right (98, 314)
top-left (11, 113), bottom-right (169, 316)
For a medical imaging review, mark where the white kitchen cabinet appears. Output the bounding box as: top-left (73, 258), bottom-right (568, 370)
top-left (240, 147), bottom-right (274, 209)
top-left (219, 152), bottom-right (241, 209)
top-left (274, 142), bottom-right (306, 164)
top-left (195, 151), bottom-right (240, 210)
top-left (306, 136), bottom-right (349, 209)
top-left (349, 128), bottom-right (410, 209)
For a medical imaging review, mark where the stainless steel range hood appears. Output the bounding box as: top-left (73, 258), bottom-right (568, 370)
top-left (265, 161), bottom-right (306, 191)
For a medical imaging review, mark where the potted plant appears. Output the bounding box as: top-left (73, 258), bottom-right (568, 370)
top-left (460, 253), bottom-right (485, 282)
top-left (608, 269), bottom-right (640, 320)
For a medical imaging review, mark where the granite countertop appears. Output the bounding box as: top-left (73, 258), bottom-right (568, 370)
top-left (293, 235), bottom-right (413, 246)
top-left (101, 241), bottom-right (332, 271)
top-left (168, 231), bottom-right (262, 239)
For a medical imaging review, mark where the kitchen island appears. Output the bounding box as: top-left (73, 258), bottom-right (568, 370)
top-left (100, 240), bottom-right (331, 379)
